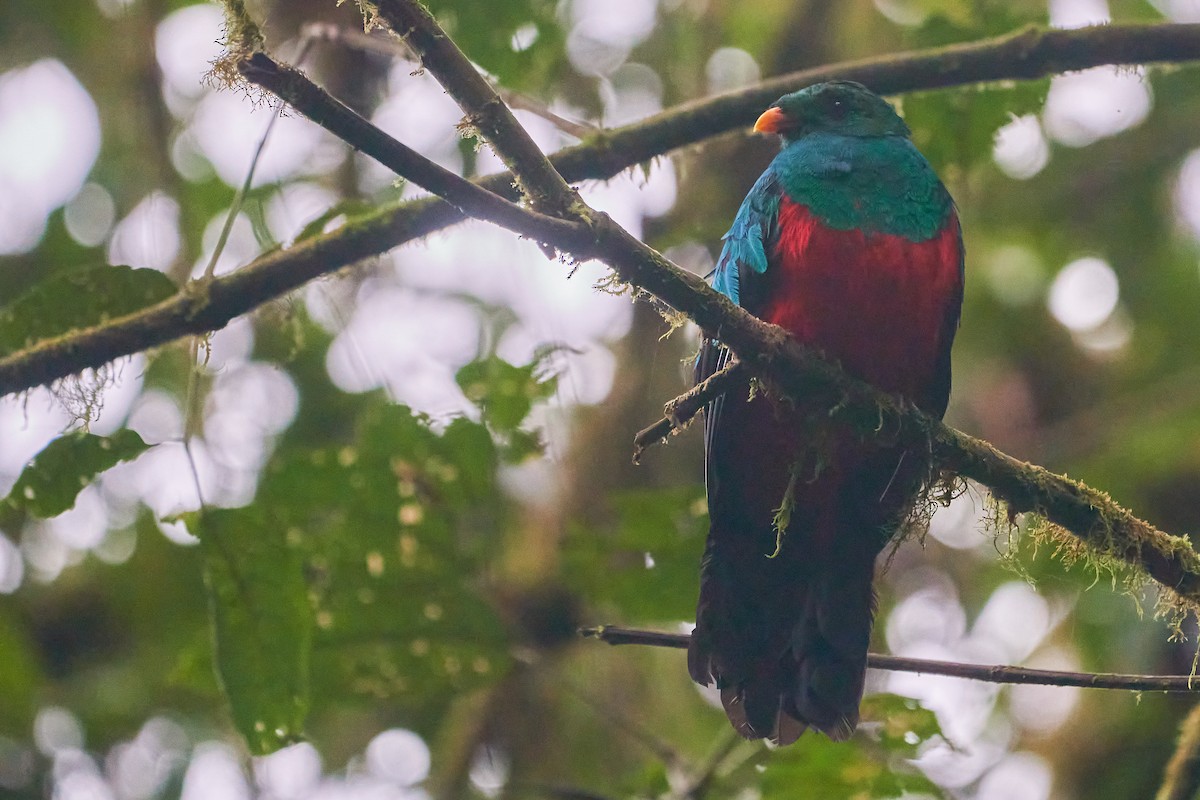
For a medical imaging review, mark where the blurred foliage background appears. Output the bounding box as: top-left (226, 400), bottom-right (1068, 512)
top-left (2, 0), bottom-right (1200, 798)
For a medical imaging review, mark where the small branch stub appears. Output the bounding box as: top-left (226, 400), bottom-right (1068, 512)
top-left (632, 360), bottom-right (747, 463)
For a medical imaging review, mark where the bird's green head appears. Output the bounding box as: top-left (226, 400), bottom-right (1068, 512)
top-left (754, 81), bottom-right (910, 141)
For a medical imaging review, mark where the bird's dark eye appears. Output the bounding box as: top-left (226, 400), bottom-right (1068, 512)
top-left (828, 97), bottom-right (847, 119)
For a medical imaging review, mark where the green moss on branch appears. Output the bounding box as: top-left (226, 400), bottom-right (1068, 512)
top-left (6, 23), bottom-right (1200, 397)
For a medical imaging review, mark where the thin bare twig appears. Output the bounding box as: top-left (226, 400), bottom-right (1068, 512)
top-left (301, 22), bottom-right (597, 139)
top-left (301, 22), bottom-right (402, 58)
top-left (561, 680), bottom-right (686, 770)
top-left (581, 626), bottom-right (1200, 693)
top-left (494, 92), bottom-right (597, 141)
top-left (672, 731), bottom-right (744, 800)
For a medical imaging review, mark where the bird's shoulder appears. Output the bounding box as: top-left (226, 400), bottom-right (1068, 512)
top-left (712, 167), bottom-right (783, 305)
top-left (771, 133), bottom-right (954, 241)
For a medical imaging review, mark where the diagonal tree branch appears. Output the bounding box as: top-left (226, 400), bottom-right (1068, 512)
top-left (238, 53), bottom-right (585, 244)
top-left (582, 626), bottom-right (1200, 693)
top-left (354, 1), bottom-right (1200, 614)
top-left (374, 0), bottom-right (581, 218)
top-left (5, 13), bottom-right (1200, 622)
top-left (3, 23), bottom-right (1200, 398)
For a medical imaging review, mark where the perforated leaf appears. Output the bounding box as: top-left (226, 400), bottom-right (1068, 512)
top-left (1, 430), bottom-right (150, 521)
top-left (188, 508), bottom-right (312, 755)
top-left (225, 351), bottom-right (547, 737)
top-left (0, 265), bottom-right (176, 358)
top-left (757, 695), bottom-right (946, 799)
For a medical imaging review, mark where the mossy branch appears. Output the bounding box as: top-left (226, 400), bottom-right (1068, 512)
top-left (238, 53), bottom-right (584, 245)
top-left (638, 352), bottom-right (1200, 607)
top-left (4, 13), bottom-right (1200, 617)
top-left (372, 0), bottom-right (581, 218)
top-left (581, 626), bottom-right (1200, 693)
top-left (3, 23), bottom-right (1200, 396)
top-left (1, 14), bottom-right (1195, 610)
top-left (279, 3), bottom-right (1200, 613)
top-left (208, 0), bottom-right (265, 88)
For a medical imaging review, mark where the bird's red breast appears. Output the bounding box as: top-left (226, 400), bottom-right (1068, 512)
top-left (761, 197), bottom-right (962, 404)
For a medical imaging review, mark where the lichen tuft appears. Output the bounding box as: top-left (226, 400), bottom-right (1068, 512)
top-left (207, 0), bottom-right (266, 92)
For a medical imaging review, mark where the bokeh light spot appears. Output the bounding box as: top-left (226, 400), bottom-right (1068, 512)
top-left (992, 114), bottom-right (1049, 180)
top-left (365, 728), bottom-right (430, 787)
top-left (64, 183), bottom-right (116, 248)
top-left (155, 4), bottom-right (225, 113)
top-left (0, 533), bottom-right (23, 593)
top-left (1043, 67), bottom-right (1151, 148)
top-left (107, 192), bottom-right (182, 273)
top-left (0, 60), bottom-right (101, 254)
top-left (705, 47), bottom-right (760, 94)
top-left (1151, 0), bottom-right (1200, 22)
top-left (1049, 0), bottom-right (1111, 29)
top-left (254, 741), bottom-right (321, 799)
top-left (33, 707), bottom-right (84, 755)
top-left (1173, 148), bottom-right (1200, 242)
top-left (977, 752), bottom-right (1053, 800)
top-left (180, 742), bottom-right (250, 800)
top-left (1047, 257), bottom-right (1119, 332)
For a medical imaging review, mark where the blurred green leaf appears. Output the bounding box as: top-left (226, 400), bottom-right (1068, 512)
top-left (247, 394), bottom-right (518, 733)
top-left (456, 354), bottom-right (557, 434)
top-left (292, 197), bottom-right (384, 245)
top-left (0, 218), bottom-right (94, 305)
top-left (0, 609), bottom-right (41, 734)
top-left (903, 81), bottom-right (1049, 174)
top-left (425, 0), bottom-right (566, 91)
top-left (503, 427), bottom-right (545, 463)
top-left (860, 693), bottom-right (945, 752)
top-left (759, 722), bottom-right (945, 799)
top-left (188, 507), bottom-right (313, 755)
top-left (0, 265), bottom-right (176, 358)
top-left (906, 3), bottom-right (1047, 47)
top-left (564, 486), bottom-right (708, 622)
top-left (1, 430), bottom-right (150, 522)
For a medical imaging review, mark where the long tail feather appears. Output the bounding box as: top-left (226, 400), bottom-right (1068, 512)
top-left (689, 535), bottom-right (877, 743)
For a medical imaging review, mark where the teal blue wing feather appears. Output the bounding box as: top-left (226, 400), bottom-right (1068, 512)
top-left (700, 168), bottom-right (783, 497)
top-left (711, 168), bottom-right (782, 310)
top-left (699, 166), bottom-right (783, 393)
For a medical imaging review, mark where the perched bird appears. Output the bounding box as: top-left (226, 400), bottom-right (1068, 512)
top-left (688, 81), bottom-right (964, 744)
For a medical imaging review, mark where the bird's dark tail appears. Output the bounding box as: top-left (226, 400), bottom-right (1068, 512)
top-left (687, 524), bottom-right (879, 744)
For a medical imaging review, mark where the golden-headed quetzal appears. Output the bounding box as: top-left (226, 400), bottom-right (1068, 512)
top-left (688, 81), bottom-right (964, 744)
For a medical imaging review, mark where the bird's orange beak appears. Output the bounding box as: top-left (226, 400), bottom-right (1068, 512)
top-left (753, 106), bottom-right (788, 134)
